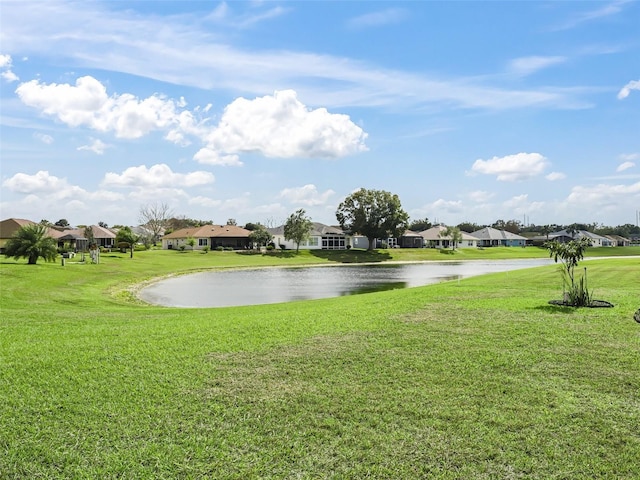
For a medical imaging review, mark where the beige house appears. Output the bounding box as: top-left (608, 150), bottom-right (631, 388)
top-left (419, 225), bottom-right (479, 249)
top-left (162, 224), bottom-right (252, 250)
top-left (0, 218), bottom-right (64, 253)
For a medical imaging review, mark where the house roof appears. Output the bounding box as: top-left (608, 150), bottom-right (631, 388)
top-left (0, 218), bottom-right (65, 240)
top-left (267, 222), bottom-right (346, 237)
top-left (470, 227), bottom-right (527, 241)
top-left (418, 225), bottom-right (477, 241)
top-left (163, 224), bottom-right (251, 239)
top-left (551, 230), bottom-right (608, 242)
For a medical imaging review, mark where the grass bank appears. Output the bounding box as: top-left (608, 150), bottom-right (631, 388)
top-left (1, 249), bottom-right (639, 478)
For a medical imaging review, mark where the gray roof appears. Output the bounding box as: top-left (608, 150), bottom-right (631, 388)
top-left (268, 222), bottom-right (345, 236)
top-left (470, 227), bottom-right (527, 241)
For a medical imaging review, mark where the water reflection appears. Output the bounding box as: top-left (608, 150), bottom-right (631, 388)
top-left (139, 259), bottom-right (553, 308)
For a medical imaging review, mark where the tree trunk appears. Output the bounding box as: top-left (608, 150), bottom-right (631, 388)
top-left (367, 236), bottom-right (375, 251)
top-left (28, 255), bottom-right (37, 264)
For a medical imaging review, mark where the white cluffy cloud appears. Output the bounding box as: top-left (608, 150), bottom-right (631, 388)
top-left (2, 170), bottom-right (123, 202)
top-left (195, 90), bottom-right (368, 164)
top-left (15, 76), bottom-right (203, 142)
top-left (617, 79), bottom-right (640, 99)
top-left (77, 138), bottom-right (109, 155)
top-left (102, 164), bottom-right (215, 188)
top-left (470, 152), bottom-right (549, 181)
top-left (616, 161), bottom-right (636, 172)
top-left (279, 184), bottom-right (335, 206)
top-left (0, 53), bottom-right (19, 82)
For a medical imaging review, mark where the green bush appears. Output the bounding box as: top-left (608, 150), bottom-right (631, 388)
top-left (216, 246), bottom-right (224, 251)
top-left (202, 246), bottom-right (209, 253)
top-left (224, 246), bottom-right (234, 251)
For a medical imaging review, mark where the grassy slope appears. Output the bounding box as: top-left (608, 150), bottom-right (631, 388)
top-left (1, 248), bottom-right (639, 478)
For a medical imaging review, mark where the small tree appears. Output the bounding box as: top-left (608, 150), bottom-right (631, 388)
top-left (440, 226), bottom-right (462, 251)
top-left (186, 237), bottom-right (196, 250)
top-left (115, 226), bottom-right (138, 258)
top-left (248, 224), bottom-right (273, 248)
top-left (55, 218), bottom-right (69, 228)
top-left (4, 223), bottom-right (58, 264)
top-left (545, 237), bottom-right (592, 305)
top-left (284, 209), bottom-right (313, 252)
top-left (139, 202), bottom-right (172, 245)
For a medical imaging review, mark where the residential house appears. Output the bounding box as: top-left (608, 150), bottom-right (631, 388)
top-left (419, 225), bottom-right (479, 249)
top-left (57, 225), bottom-right (116, 250)
top-left (398, 230), bottom-right (425, 248)
top-left (268, 222), bottom-right (348, 250)
top-left (604, 234), bottom-right (631, 247)
top-left (549, 229), bottom-right (610, 247)
top-left (162, 224), bottom-right (252, 250)
top-left (471, 227), bottom-right (527, 247)
top-left (0, 218), bottom-right (64, 253)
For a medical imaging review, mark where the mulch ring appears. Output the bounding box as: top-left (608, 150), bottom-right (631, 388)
top-left (548, 299), bottom-right (614, 308)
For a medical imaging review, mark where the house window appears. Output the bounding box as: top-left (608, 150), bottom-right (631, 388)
top-left (308, 237), bottom-right (319, 246)
top-left (198, 238), bottom-right (208, 246)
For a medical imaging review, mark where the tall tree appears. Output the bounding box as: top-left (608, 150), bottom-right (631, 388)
top-left (336, 188), bottom-right (409, 251)
top-left (226, 218), bottom-right (237, 226)
top-left (408, 217), bottom-right (432, 232)
top-left (55, 218), bottom-right (69, 228)
top-left (139, 202), bottom-right (173, 245)
top-left (4, 223), bottom-right (58, 264)
top-left (284, 209), bottom-right (313, 252)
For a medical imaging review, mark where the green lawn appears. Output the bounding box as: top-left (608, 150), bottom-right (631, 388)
top-left (1, 248), bottom-right (639, 478)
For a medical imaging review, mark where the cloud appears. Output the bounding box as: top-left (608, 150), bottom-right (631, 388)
top-left (0, 53), bottom-right (18, 82)
top-left (15, 76), bottom-right (204, 141)
top-left (77, 138), bottom-right (109, 155)
top-left (202, 90), bottom-right (368, 160)
top-left (193, 148), bottom-right (243, 166)
top-left (33, 132), bottom-right (54, 144)
top-left (467, 191), bottom-right (494, 202)
top-left (620, 153), bottom-right (639, 161)
top-left (1, 170), bottom-right (123, 202)
top-left (546, 171), bottom-right (566, 181)
top-left (567, 181), bottom-right (640, 205)
top-left (616, 161), bottom-right (635, 172)
top-left (102, 164), bottom-right (215, 188)
top-left (502, 194), bottom-right (545, 213)
top-left (555, 0), bottom-right (632, 30)
top-left (617, 79), bottom-right (640, 99)
top-left (347, 9), bottom-right (408, 29)
top-left (0, 2), bottom-right (593, 112)
top-left (508, 56), bottom-right (566, 77)
top-left (279, 184), bottom-right (335, 206)
top-left (2, 170), bottom-right (68, 193)
top-left (470, 152), bottom-right (549, 181)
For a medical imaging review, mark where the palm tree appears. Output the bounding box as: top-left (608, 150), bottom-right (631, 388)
top-left (4, 223), bottom-right (58, 264)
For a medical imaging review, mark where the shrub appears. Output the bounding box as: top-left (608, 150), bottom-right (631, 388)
top-left (224, 246), bottom-right (234, 251)
top-left (202, 246), bottom-right (209, 253)
top-left (179, 245), bottom-right (186, 252)
top-left (266, 245), bottom-right (274, 251)
top-left (216, 246), bottom-right (224, 251)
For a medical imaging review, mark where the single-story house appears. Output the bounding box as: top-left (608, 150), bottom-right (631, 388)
top-left (604, 234), bottom-right (630, 247)
top-left (0, 218), bottom-right (64, 253)
top-left (57, 225), bottom-right (116, 250)
top-left (268, 222), bottom-right (348, 250)
top-left (547, 229), bottom-right (610, 247)
top-left (162, 224), bottom-right (252, 250)
top-left (471, 227), bottom-right (527, 247)
top-left (419, 225), bottom-right (479, 249)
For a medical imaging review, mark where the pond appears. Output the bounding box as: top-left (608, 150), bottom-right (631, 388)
top-left (138, 259), bottom-right (554, 308)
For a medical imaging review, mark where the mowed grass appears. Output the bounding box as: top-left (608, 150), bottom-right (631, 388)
top-left (1, 248), bottom-right (639, 478)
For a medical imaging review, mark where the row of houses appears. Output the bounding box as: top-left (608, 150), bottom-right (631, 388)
top-left (162, 223), bottom-right (635, 251)
top-left (2, 217), bottom-right (635, 254)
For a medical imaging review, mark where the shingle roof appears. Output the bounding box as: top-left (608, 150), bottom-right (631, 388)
top-left (163, 224), bottom-right (251, 239)
top-left (470, 227), bottom-right (527, 241)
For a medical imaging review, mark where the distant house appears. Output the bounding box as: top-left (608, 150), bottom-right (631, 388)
top-left (419, 225), bottom-right (479, 249)
top-left (550, 229), bottom-right (610, 247)
top-left (162, 224), bottom-right (252, 250)
top-left (268, 222), bottom-right (348, 250)
top-left (0, 218), bottom-right (64, 253)
top-left (470, 227), bottom-right (527, 247)
top-left (59, 225), bottom-right (116, 250)
top-left (398, 230), bottom-right (425, 248)
top-left (604, 234), bottom-right (630, 247)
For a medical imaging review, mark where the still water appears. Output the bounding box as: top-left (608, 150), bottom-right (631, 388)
top-left (138, 259), bottom-right (553, 308)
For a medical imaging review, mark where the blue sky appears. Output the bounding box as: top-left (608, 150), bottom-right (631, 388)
top-left (1, 0), bottom-right (639, 228)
